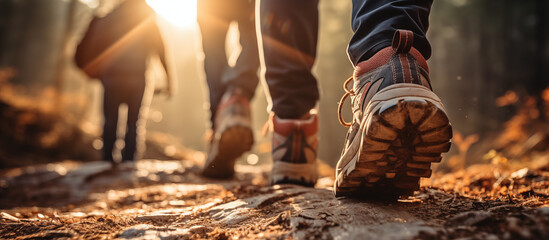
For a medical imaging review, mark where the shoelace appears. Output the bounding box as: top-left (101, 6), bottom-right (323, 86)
top-left (261, 112), bottom-right (275, 137)
top-left (337, 77), bottom-right (354, 127)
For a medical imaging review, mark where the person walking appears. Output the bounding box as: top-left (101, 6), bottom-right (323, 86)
top-left (197, 0), bottom-right (260, 178)
top-left (78, 0), bottom-right (172, 162)
top-left (201, 0), bottom-right (452, 198)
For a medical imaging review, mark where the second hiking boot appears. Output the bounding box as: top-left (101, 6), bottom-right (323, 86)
top-left (271, 112), bottom-right (319, 187)
top-left (202, 89), bottom-right (254, 179)
top-left (335, 30), bottom-right (452, 198)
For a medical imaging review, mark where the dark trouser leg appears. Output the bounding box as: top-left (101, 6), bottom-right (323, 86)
top-left (223, 0), bottom-right (259, 100)
top-left (122, 76), bottom-right (146, 161)
top-left (259, 0), bottom-right (320, 119)
top-left (198, 0), bottom-right (260, 126)
top-left (102, 79), bottom-right (120, 162)
top-left (198, 1), bottom-right (230, 125)
top-left (348, 0), bottom-right (432, 65)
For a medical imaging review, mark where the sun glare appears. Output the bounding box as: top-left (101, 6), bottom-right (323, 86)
top-left (146, 0), bottom-right (197, 28)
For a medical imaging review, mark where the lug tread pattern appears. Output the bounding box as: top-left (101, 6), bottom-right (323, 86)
top-left (335, 99), bottom-right (452, 198)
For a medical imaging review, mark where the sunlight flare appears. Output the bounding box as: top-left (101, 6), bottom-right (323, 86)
top-left (146, 0), bottom-right (197, 28)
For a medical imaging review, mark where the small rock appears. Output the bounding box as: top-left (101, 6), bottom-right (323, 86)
top-left (537, 206), bottom-right (549, 215)
top-left (511, 168), bottom-right (529, 179)
top-left (506, 217), bottom-right (532, 239)
top-left (188, 225), bottom-right (210, 235)
top-left (117, 224), bottom-right (190, 239)
top-left (216, 208), bottom-right (251, 225)
top-left (1, 212), bottom-right (20, 222)
top-left (447, 211), bottom-right (493, 226)
top-left (168, 200), bottom-right (186, 206)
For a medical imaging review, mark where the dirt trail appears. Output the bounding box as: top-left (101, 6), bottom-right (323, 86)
top-left (1, 157), bottom-right (548, 239)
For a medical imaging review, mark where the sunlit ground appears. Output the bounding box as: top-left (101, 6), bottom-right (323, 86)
top-left (146, 0), bottom-right (197, 28)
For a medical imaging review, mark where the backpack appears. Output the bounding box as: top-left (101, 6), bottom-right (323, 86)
top-left (74, 1), bottom-right (154, 79)
top-left (74, 17), bottom-right (102, 78)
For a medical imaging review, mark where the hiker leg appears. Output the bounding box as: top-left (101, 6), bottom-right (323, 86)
top-left (258, 0), bottom-right (320, 119)
top-left (348, 0), bottom-right (432, 65)
top-left (197, 0), bottom-right (231, 125)
top-left (333, 0), bottom-right (447, 198)
top-left (259, 0), bottom-right (320, 186)
top-left (102, 79), bottom-right (121, 162)
top-left (222, 0), bottom-right (260, 100)
top-left (122, 76), bottom-right (146, 161)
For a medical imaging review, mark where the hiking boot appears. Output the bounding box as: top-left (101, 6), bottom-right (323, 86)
top-left (271, 112), bottom-right (319, 186)
top-left (202, 88), bottom-right (254, 179)
top-left (334, 30), bottom-right (452, 198)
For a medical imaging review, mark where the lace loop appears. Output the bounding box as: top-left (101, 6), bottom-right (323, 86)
top-left (261, 112), bottom-right (274, 137)
top-left (338, 77), bottom-right (354, 127)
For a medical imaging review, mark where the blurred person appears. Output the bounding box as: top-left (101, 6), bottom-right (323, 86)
top-left (200, 0), bottom-right (452, 198)
top-left (76, 0), bottom-right (172, 163)
top-left (197, 0), bottom-right (260, 178)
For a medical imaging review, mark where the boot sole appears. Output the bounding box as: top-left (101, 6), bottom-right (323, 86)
top-left (202, 125), bottom-right (254, 179)
top-left (334, 84), bottom-right (452, 198)
top-left (271, 161), bottom-right (317, 187)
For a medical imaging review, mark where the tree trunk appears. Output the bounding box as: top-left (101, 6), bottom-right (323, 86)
top-left (52, 0), bottom-right (79, 107)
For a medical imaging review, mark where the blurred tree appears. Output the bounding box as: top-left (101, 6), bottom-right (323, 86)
top-left (315, 0), bottom-right (353, 164)
top-left (53, 0), bottom-right (79, 106)
top-left (535, 0), bottom-right (547, 95)
top-left (430, 0), bottom-right (549, 136)
top-left (1, 0), bottom-right (66, 89)
top-left (0, 0), bottom-right (13, 59)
